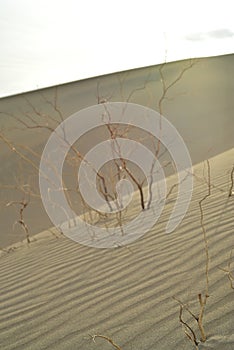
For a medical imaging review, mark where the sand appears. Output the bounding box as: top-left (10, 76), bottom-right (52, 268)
top-left (0, 148), bottom-right (233, 349)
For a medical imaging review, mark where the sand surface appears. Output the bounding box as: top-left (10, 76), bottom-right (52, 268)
top-left (0, 149), bottom-right (233, 349)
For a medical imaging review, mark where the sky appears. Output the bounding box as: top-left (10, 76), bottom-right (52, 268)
top-left (0, 0), bottom-right (234, 97)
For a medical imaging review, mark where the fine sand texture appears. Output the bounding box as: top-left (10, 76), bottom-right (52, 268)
top-left (0, 149), bottom-right (233, 349)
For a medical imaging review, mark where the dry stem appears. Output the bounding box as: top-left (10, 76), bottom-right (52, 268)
top-left (218, 250), bottom-right (234, 290)
top-left (228, 165), bottom-right (234, 197)
top-left (6, 197), bottom-right (31, 243)
top-left (90, 334), bottom-right (122, 350)
top-left (147, 59), bottom-right (196, 209)
top-left (174, 159), bottom-right (211, 345)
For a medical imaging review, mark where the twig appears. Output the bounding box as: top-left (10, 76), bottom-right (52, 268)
top-left (228, 165), bottom-right (234, 197)
top-left (198, 160), bottom-right (211, 298)
top-left (195, 159), bottom-right (211, 342)
top-left (179, 305), bottom-right (199, 349)
top-left (218, 250), bottom-right (234, 290)
top-left (6, 197), bottom-right (31, 243)
top-left (90, 334), bottom-right (122, 350)
top-left (173, 297), bottom-right (199, 348)
top-left (173, 297), bottom-right (198, 320)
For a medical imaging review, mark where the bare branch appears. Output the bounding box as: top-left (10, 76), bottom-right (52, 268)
top-left (147, 59), bottom-right (197, 209)
top-left (103, 109), bottom-right (146, 211)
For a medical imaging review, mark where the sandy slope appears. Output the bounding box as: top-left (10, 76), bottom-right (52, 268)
top-left (0, 149), bottom-right (233, 350)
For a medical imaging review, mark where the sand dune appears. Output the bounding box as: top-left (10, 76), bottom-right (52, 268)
top-left (1, 54), bottom-right (234, 248)
top-left (0, 149), bottom-right (233, 349)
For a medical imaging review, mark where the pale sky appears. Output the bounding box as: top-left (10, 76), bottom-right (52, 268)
top-left (0, 0), bottom-right (234, 97)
